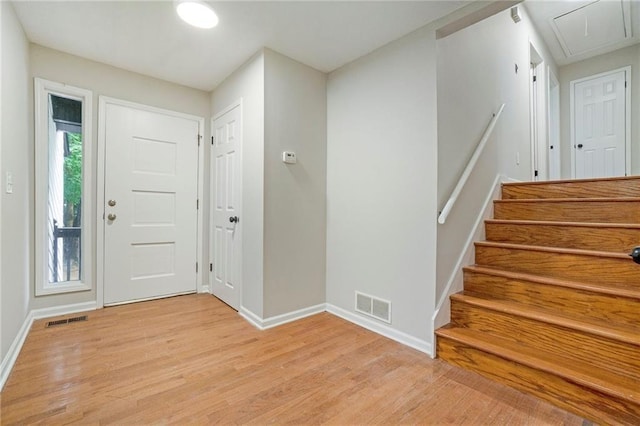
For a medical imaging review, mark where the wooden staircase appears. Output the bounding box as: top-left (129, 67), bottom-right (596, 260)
top-left (436, 176), bottom-right (640, 424)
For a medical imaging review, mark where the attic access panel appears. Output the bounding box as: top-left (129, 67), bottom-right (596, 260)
top-left (551, 0), bottom-right (632, 58)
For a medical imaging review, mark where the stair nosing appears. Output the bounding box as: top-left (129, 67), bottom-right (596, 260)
top-left (484, 219), bottom-right (640, 229)
top-left (501, 175), bottom-right (640, 186)
top-left (474, 241), bottom-right (631, 260)
top-left (436, 327), bottom-right (640, 404)
top-left (495, 197), bottom-right (640, 203)
top-left (463, 265), bottom-right (640, 300)
top-left (450, 293), bottom-right (640, 346)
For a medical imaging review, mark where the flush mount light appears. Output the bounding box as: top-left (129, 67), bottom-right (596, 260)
top-left (175, 0), bottom-right (219, 29)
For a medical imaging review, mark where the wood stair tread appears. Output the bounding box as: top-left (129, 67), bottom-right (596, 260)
top-left (474, 240), bottom-right (632, 260)
top-left (439, 176), bottom-right (640, 422)
top-left (436, 326), bottom-right (640, 405)
top-left (502, 176), bottom-right (640, 187)
top-left (496, 197), bottom-right (640, 203)
top-left (485, 219), bottom-right (640, 229)
top-left (464, 265), bottom-right (640, 300)
top-left (450, 293), bottom-right (640, 347)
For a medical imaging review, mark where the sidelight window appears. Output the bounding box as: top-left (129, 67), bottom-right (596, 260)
top-left (35, 79), bottom-right (93, 295)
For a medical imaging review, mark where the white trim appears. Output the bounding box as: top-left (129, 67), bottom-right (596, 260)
top-left (96, 98), bottom-right (107, 308)
top-left (196, 117), bottom-right (205, 294)
top-left (569, 66), bottom-right (631, 178)
top-left (34, 78), bottom-right (93, 296)
top-left (96, 96), bottom-right (205, 308)
top-left (239, 303), bottom-right (326, 330)
top-left (200, 284), bottom-right (210, 294)
top-left (0, 311), bottom-right (33, 391)
top-left (0, 301), bottom-right (97, 391)
top-left (431, 174), bottom-right (512, 353)
top-left (239, 303), bottom-right (432, 355)
top-left (327, 304), bottom-right (432, 356)
top-left (547, 67), bottom-right (561, 181)
top-left (31, 301), bottom-right (97, 320)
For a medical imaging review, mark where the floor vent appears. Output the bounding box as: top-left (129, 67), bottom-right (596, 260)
top-left (46, 315), bottom-right (88, 328)
top-left (355, 292), bottom-right (391, 323)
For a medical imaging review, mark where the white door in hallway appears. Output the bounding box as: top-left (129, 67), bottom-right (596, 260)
top-left (210, 103), bottom-right (242, 310)
top-left (102, 100), bottom-right (200, 305)
top-left (573, 69), bottom-right (627, 179)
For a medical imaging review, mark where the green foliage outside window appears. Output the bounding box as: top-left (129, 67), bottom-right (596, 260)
top-left (64, 133), bottom-right (82, 227)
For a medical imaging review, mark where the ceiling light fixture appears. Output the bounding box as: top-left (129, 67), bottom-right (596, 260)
top-left (175, 0), bottom-right (219, 29)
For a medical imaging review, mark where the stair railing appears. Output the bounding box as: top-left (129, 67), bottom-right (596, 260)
top-left (438, 103), bottom-right (506, 225)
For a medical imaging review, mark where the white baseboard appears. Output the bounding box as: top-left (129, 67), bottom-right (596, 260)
top-left (0, 301), bottom-right (97, 391)
top-left (31, 301), bottom-right (97, 320)
top-left (200, 285), bottom-right (210, 294)
top-left (0, 311), bottom-right (34, 391)
top-left (327, 304), bottom-right (433, 356)
top-left (239, 303), bottom-right (326, 330)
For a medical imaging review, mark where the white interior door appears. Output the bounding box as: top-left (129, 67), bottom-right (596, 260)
top-left (548, 69), bottom-right (561, 180)
top-left (529, 44), bottom-right (547, 181)
top-left (530, 63), bottom-right (540, 181)
top-left (103, 101), bottom-right (199, 305)
top-left (210, 104), bottom-right (242, 310)
top-left (573, 70), bottom-right (627, 179)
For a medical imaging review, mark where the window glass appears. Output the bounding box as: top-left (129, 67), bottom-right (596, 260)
top-left (47, 94), bottom-right (83, 283)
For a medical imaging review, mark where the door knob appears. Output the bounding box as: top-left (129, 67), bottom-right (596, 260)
top-left (108, 199), bottom-right (117, 207)
top-left (229, 216), bottom-right (239, 223)
top-left (577, 144), bottom-right (583, 149)
top-left (107, 213), bottom-right (117, 221)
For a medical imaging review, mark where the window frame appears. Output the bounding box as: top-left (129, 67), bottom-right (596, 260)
top-left (34, 78), bottom-right (93, 296)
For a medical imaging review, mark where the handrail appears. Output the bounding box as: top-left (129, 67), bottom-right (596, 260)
top-left (438, 103), bottom-right (505, 225)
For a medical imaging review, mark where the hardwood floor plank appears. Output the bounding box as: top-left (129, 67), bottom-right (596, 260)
top-left (0, 294), bottom-right (584, 424)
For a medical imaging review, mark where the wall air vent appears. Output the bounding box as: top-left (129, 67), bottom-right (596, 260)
top-left (355, 291), bottom-right (391, 323)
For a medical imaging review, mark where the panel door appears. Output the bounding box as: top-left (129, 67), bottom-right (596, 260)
top-left (574, 71), bottom-right (626, 179)
top-left (210, 104), bottom-right (242, 310)
top-left (103, 102), bottom-right (199, 305)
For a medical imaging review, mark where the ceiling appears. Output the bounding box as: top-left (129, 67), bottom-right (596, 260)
top-left (12, 1), bottom-right (469, 92)
top-left (524, 0), bottom-right (640, 66)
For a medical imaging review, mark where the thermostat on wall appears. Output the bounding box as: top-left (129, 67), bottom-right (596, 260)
top-left (282, 151), bottom-right (297, 164)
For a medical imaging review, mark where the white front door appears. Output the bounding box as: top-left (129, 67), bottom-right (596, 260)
top-left (573, 69), bottom-right (627, 179)
top-left (102, 100), bottom-right (199, 305)
top-left (210, 103), bottom-right (242, 310)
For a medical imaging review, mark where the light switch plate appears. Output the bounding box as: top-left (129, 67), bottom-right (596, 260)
top-left (6, 172), bottom-right (13, 194)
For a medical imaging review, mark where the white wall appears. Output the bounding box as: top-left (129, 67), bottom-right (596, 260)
top-left (559, 44), bottom-right (640, 177)
top-left (211, 51), bottom-right (265, 317)
top-left (263, 49), bottom-right (326, 317)
top-left (1, 1), bottom-right (30, 360)
top-left (0, 0), bottom-right (3, 361)
top-left (29, 45), bottom-right (211, 311)
top-left (435, 7), bottom-right (557, 328)
top-left (326, 25), bottom-right (438, 350)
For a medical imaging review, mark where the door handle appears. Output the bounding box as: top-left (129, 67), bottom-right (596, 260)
top-left (229, 216), bottom-right (239, 223)
top-left (107, 213), bottom-right (117, 221)
top-left (577, 144), bottom-right (584, 149)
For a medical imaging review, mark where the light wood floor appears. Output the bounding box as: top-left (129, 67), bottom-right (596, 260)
top-left (1, 294), bottom-right (584, 425)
